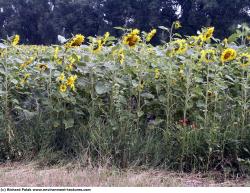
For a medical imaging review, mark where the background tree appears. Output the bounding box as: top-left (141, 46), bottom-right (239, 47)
top-left (0, 0), bottom-right (249, 44)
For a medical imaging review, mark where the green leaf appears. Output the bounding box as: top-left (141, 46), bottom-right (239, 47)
top-left (63, 118), bottom-right (74, 129)
top-left (95, 81), bottom-right (111, 95)
top-left (141, 92), bottom-right (155, 99)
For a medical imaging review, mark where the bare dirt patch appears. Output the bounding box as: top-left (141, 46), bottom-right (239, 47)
top-left (0, 162), bottom-right (249, 187)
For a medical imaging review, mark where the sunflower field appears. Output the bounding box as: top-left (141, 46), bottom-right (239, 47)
top-left (0, 22), bottom-right (249, 173)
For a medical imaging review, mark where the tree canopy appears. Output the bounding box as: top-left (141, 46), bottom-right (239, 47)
top-left (0, 0), bottom-right (249, 44)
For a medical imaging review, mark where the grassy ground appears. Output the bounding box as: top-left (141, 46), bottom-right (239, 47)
top-left (0, 162), bottom-right (249, 187)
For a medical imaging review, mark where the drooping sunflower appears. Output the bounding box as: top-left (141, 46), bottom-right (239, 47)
top-left (123, 29), bottom-right (141, 47)
top-left (64, 34), bottom-right (85, 48)
top-left (221, 48), bottom-right (237, 63)
top-left (146, 29), bottom-right (157, 42)
top-left (92, 39), bottom-right (103, 53)
top-left (11, 35), bottom-right (20, 46)
top-left (200, 49), bottom-right (216, 63)
top-left (239, 53), bottom-right (250, 67)
top-left (202, 27), bottom-right (214, 41)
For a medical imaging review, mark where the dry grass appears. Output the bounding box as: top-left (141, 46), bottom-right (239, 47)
top-left (0, 162), bottom-right (249, 187)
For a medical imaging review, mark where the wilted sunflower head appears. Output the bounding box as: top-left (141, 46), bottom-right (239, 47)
top-left (221, 48), bottom-right (237, 63)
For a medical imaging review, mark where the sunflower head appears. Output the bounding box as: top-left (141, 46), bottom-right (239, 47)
top-left (38, 64), bottom-right (48, 71)
top-left (146, 29), bottom-right (157, 42)
top-left (174, 21), bottom-right (182, 29)
top-left (239, 53), bottom-right (250, 67)
top-left (123, 29), bottom-right (141, 47)
top-left (64, 34), bottom-right (85, 48)
top-left (59, 84), bottom-right (67, 93)
top-left (201, 49), bottom-right (216, 63)
top-left (11, 35), bottom-right (20, 46)
top-left (171, 39), bottom-right (187, 55)
top-left (101, 32), bottom-right (110, 45)
top-left (202, 27), bottom-right (214, 41)
top-left (118, 49), bottom-right (125, 64)
top-left (92, 39), bottom-right (103, 53)
top-left (221, 48), bottom-right (237, 63)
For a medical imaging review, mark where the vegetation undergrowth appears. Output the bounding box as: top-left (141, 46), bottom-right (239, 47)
top-left (0, 22), bottom-right (249, 175)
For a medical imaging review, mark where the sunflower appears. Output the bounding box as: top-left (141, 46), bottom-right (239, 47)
top-left (118, 49), bottom-right (125, 64)
top-left (38, 64), bottom-right (48, 71)
top-left (92, 40), bottom-right (103, 53)
top-left (239, 53), bottom-right (250, 67)
top-left (202, 27), bottom-right (214, 41)
top-left (20, 73), bottom-right (30, 85)
top-left (123, 29), bottom-right (141, 47)
top-left (146, 29), bottom-right (157, 42)
top-left (154, 68), bottom-right (160, 79)
top-left (246, 34), bottom-right (250, 41)
top-left (174, 21), bottom-right (182, 29)
top-left (54, 47), bottom-right (59, 60)
top-left (67, 75), bottom-right (77, 91)
top-left (20, 57), bottom-right (34, 68)
top-left (64, 34), bottom-right (85, 48)
top-left (11, 35), bottom-right (20, 46)
top-left (58, 72), bottom-right (65, 82)
top-left (101, 32), bottom-right (110, 45)
top-left (221, 48), bottom-right (237, 63)
top-left (171, 39), bottom-right (187, 55)
top-left (59, 84), bottom-right (67, 93)
top-left (201, 49), bottom-right (216, 63)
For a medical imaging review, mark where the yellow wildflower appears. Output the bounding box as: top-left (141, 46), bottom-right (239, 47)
top-left (221, 48), bottom-right (237, 63)
top-left (146, 29), bottom-right (157, 42)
